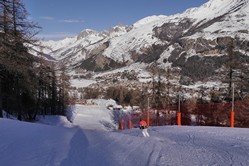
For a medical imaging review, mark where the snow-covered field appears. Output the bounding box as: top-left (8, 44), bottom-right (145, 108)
top-left (70, 78), bottom-right (96, 88)
top-left (1, 100), bottom-right (249, 166)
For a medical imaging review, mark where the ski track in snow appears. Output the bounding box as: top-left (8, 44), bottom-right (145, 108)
top-left (1, 103), bottom-right (249, 166)
top-left (71, 104), bottom-right (249, 166)
top-left (117, 127), bottom-right (249, 166)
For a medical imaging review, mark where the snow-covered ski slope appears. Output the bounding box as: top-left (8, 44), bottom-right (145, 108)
top-left (1, 100), bottom-right (249, 166)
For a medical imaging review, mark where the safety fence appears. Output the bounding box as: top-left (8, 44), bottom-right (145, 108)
top-left (119, 100), bottom-right (249, 129)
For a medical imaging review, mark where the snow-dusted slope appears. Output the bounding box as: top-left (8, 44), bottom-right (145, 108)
top-left (103, 16), bottom-right (168, 63)
top-left (41, 37), bottom-right (77, 54)
top-left (185, 0), bottom-right (248, 20)
top-left (40, 26), bottom-right (127, 66)
top-left (183, 0), bottom-right (249, 39)
top-left (44, 29), bottom-right (107, 60)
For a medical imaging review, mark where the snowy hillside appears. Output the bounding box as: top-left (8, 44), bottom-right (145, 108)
top-left (40, 26), bottom-right (127, 67)
top-left (39, 0), bottom-right (249, 64)
top-left (1, 100), bottom-right (249, 166)
top-left (36, 0), bottom-right (249, 86)
top-left (183, 0), bottom-right (249, 39)
top-left (41, 37), bottom-right (77, 54)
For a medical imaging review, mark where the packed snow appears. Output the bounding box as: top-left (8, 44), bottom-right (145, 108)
top-left (1, 99), bottom-right (249, 166)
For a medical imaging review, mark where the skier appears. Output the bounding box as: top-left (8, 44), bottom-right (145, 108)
top-left (139, 119), bottom-right (150, 137)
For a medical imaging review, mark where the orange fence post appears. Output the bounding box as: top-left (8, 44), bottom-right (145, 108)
top-left (147, 115), bottom-right (150, 127)
top-left (128, 119), bottom-right (132, 129)
top-left (230, 111), bottom-right (235, 128)
top-left (119, 119), bottom-right (123, 130)
top-left (177, 112), bottom-right (182, 126)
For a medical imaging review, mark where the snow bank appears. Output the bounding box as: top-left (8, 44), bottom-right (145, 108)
top-left (37, 115), bottom-right (73, 128)
top-left (0, 118), bottom-right (77, 166)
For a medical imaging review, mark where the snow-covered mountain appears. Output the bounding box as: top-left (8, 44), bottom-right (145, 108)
top-left (40, 0), bottom-right (249, 89)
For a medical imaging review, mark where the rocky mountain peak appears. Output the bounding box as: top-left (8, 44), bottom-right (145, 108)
top-left (77, 29), bottom-right (98, 40)
top-left (109, 24), bottom-right (127, 33)
top-left (109, 24), bottom-right (128, 38)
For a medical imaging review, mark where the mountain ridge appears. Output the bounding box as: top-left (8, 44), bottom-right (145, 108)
top-left (39, 0), bottom-right (249, 93)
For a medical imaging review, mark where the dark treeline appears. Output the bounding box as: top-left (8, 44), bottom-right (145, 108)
top-left (0, 0), bottom-right (71, 120)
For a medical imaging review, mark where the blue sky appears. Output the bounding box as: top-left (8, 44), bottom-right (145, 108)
top-left (23, 0), bottom-right (208, 40)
